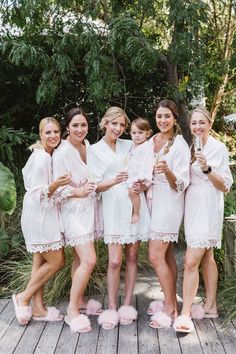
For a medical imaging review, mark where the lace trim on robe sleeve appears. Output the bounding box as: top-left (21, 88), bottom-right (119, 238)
top-left (40, 185), bottom-right (51, 207)
top-left (53, 186), bottom-right (74, 205)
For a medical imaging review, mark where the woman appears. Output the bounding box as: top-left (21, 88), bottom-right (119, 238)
top-left (13, 117), bottom-right (71, 325)
top-left (148, 99), bottom-right (190, 328)
top-left (88, 107), bottom-right (150, 330)
top-left (53, 108), bottom-right (102, 333)
top-left (173, 107), bottom-right (233, 333)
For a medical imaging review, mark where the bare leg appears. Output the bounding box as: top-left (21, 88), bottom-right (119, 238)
top-left (181, 247), bottom-right (206, 316)
top-left (107, 244), bottom-right (123, 310)
top-left (123, 242), bottom-right (140, 305)
top-left (71, 249), bottom-right (87, 308)
top-left (201, 248), bottom-right (218, 314)
top-left (31, 254), bottom-right (47, 317)
top-left (16, 249), bottom-right (65, 306)
top-left (166, 243), bottom-right (177, 285)
top-left (128, 188), bottom-right (141, 224)
top-left (67, 243), bottom-right (96, 318)
top-left (149, 240), bottom-right (177, 317)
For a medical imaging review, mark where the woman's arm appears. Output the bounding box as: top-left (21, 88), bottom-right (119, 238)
top-left (196, 153), bottom-right (228, 192)
top-left (96, 172), bottom-right (128, 192)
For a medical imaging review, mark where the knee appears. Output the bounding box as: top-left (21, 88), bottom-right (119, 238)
top-left (184, 256), bottom-right (199, 273)
top-left (126, 251), bottom-right (138, 266)
top-left (109, 257), bottom-right (122, 271)
top-left (149, 248), bottom-right (162, 267)
top-left (84, 254), bottom-right (97, 273)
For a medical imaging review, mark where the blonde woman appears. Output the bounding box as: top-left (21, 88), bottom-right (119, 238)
top-left (148, 99), bottom-right (190, 329)
top-left (173, 107), bottom-right (233, 333)
top-left (13, 117), bottom-right (71, 325)
top-left (88, 107), bottom-right (150, 330)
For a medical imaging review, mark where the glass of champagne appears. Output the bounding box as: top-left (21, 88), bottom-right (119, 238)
top-left (194, 136), bottom-right (202, 153)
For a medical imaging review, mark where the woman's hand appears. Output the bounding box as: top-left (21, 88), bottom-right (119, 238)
top-left (54, 174), bottom-right (71, 188)
top-left (114, 171), bottom-right (128, 185)
top-left (132, 181), bottom-right (147, 193)
top-left (195, 153), bottom-right (208, 170)
top-left (73, 181), bottom-right (96, 198)
top-left (154, 160), bottom-right (169, 174)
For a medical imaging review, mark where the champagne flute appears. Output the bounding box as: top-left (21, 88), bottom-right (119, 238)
top-left (194, 136), bottom-right (202, 153)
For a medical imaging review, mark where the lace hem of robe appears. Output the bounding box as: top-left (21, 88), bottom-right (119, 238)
top-left (149, 231), bottom-right (178, 243)
top-left (65, 232), bottom-right (96, 246)
top-left (26, 240), bottom-right (64, 253)
top-left (175, 179), bottom-right (185, 193)
top-left (187, 239), bottom-right (221, 249)
top-left (104, 232), bottom-right (149, 245)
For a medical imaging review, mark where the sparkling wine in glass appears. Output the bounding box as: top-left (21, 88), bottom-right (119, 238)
top-left (194, 136), bottom-right (203, 153)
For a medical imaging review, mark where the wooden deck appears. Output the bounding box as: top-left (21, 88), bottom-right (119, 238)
top-left (1, 247), bottom-right (236, 354)
top-left (1, 292), bottom-right (236, 353)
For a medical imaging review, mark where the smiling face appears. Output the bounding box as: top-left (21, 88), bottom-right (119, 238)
top-left (67, 114), bottom-right (88, 146)
top-left (155, 106), bottom-right (175, 135)
top-left (104, 115), bottom-right (126, 141)
top-left (190, 111), bottom-right (211, 141)
top-left (130, 123), bottom-right (149, 145)
top-left (40, 122), bottom-right (61, 154)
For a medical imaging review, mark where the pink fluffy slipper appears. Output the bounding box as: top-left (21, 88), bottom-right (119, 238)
top-left (173, 315), bottom-right (194, 333)
top-left (84, 299), bottom-right (103, 316)
top-left (149, 311), bottom-right (172, 329)
top-left (190, 304), bottom-right (205, 319)
top-left (12, 294), bottom-right (32, 326)
top-left (147, 300), bottom-right (164, 316)
top-left (118, 305), bottom-right (138, 325)
top-left (65, 314), bottom-right (92, 333)
top-left (33, 307), bottom-right (63, 322)
top-left (97, 309), bottom-right (119, 330)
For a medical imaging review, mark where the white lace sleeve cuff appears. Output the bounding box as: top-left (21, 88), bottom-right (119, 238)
top-left (54, 186), bottom-right (74, 205)
top-left (40, 185), bottom-right (53, 208)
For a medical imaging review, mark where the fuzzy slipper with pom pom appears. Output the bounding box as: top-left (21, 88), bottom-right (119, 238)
top-left (147, 300), bottom-right (164, 316)
top-left (149, 311), bottom-right (172, 329)
top-left (65, 313), bottom-right (92, 333)
top-left (97, 309), bottom-right (119, 330)
top-left (118, 305), bottom-right (138, 325)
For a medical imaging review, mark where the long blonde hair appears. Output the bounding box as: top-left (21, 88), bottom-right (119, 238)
top-left (99, 107), bottom-right (130, 132)
top-left (29, 117), bottom-right (61, 151)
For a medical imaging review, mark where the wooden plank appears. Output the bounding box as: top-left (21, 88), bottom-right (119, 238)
top-left (137, 295), bottom-right (160, 354)
top-left (75, 315), bottom-right (100, 353)
top-left (0, 299), bottom-right (9, 314)
top-left (0, 317), bottom-right (27, 354)
top-left (0, 301), bottom-right (15, 341)
top-left (157, 327), bottom-right (181, 354)
top-left (118, 297), bottom-right (138, 354)
top-left (14, 321), bottom-right (46, 354)
top-left (96, 296), bottom-right (118, 354)
top-left (55, 321), bottom-right (79, 354)
top-left (75, 295), bottom-right (104, 353)
top-left (177, 324), bottom-right (204, 354)
top-left (194, 319), bottom-right (226, 354)
top-left (34, 320), bottom-right (64, 354)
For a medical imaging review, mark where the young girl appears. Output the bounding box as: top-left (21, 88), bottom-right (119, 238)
top-left (127, 118), bottom-right (154, 223)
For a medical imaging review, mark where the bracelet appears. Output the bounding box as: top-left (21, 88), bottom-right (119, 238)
top-left (202, 166), bottom-right (212, 174)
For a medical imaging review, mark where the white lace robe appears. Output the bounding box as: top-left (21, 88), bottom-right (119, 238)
top-left (87, 138), bottom-right (150, 244)
top-left (184, 136), bottom-right (233, 249)
top-left (53, 140), bottom-right (101, 246)
top-left (149, 134), bottom-right (191, 242)
top-left (21, 149), bottom-right (64, 253)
